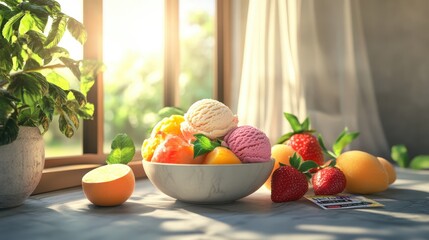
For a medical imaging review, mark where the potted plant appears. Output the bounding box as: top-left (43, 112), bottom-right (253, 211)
top-left (0, 0), bottom-right (98, 208)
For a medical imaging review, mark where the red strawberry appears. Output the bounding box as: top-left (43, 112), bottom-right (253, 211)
top-left (271, 154), bottom-right (317, 202)
top-left (312, 166), bottom-right (346, 195)
top-left (287, 133), bottom-right (324, 166)
top-left (277, 113), bottom-right (324, 166)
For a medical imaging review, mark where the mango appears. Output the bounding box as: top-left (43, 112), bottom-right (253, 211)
top-left (336, 150), bottom-right (389, 194)
top-left (264, 144), bottom-right (299, 190)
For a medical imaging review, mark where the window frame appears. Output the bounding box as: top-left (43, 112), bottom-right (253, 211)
top-left (34, 0), bottom-right (232, 194)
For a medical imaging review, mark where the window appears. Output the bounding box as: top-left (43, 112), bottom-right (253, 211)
top-left (36, 0), bottom-right (233, 194)
top-left (44, 0), bottom-right (84, 158)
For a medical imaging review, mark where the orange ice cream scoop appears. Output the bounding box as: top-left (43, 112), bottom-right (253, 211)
top-left (151, 135), bottom-right (203, 164)
top-left (141, 115), bottom-right (184, 161)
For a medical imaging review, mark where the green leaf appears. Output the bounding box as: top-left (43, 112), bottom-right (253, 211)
top-left (20, 1), bottom-right (49, 20)
top-left (78, 102), bottom-right (94, 119)
top-left (48, 82), bottom-right (67, 104)
top-left (60, 57), bottom-right (80, 80)
top-left (23, 57), bottom-right (41, 70)
top-left (332, 128), bottom-right (360, 156)
top-left (42, 0), bottom-right (62, 15)
top-left (45, 71), bottom-right (70, 89)
top-left (58, 106), bottom-right (79, 138)
top-left (0, 90), bottom-right (18, 125)
top-left (409, 156), bottom-right (429, 170)
top-left (0, 39), bottom-right (13, 72)
top-left (284, 112), bottom-right (302, 132)
top-left (12, 40), bottom-right (26, 70)
top-left (39, 96), bottom-right (54, 132)
top-left (32, 13), bottom-right (48, 32)
top-left (391, 144), bottom-right (410, 168)
top-left (66, 17), bottom-right (87, 45)
top-left (25, 30), bottom-right (46, 53)
top-left (298, 160), bottom-right (319, 173)
top-left (79, 60), bottom-right (103, 96)
top-left (8, 73), bottom-right (47, 105)
top-left (317, 134), bottom-right (328, 153)
top-left (328, 159), bottom-right (337, 167)
top-left (0, 14), bottom-right (3, 30)
top-left (158, 106), bottom-right (185, 118)
top-left (17, 1), bottom-right (49, 31)
top-left (44, 14), bottom-right (67, 48)
top-left (1, 0), bottom-right (19, 7)
top-left (17, 105), bottom-right (41, 127)
top-left (0, 2), bottom-right (11, 11)
top-left (19, 12), bottom-right (35, 35)
top-left (68, 89), bottom-right (86, 107)
top-left (289, 152), bottom-right (301, 170)
top-left (317, 134), bottom-right (337, 159)
top-left (39, 46), bottom-right (70, 65)
top-left (106, 133), bottom-right (136, 165)
top-left (301, 117), bottom-right (310, 131)
top-left (192, 133), bottom-right (221, 158)
top-left (0, 118), bottom-right (19, 145)
top-left (2, 11), bottom-right (25, 41)
top-left (276, 132), bottom-right (294, 144)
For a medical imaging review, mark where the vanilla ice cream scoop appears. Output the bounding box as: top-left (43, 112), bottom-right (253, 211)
top-left (181, 99), bottom-right (238, 140)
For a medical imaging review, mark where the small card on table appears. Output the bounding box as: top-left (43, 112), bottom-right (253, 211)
top-left (305, 194), bottom-right (384, 210)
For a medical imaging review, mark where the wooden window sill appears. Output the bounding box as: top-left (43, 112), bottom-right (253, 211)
top-left (34, 160), bottom-right (146, 195)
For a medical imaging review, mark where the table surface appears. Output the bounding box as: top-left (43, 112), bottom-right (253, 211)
top-left (1, 168), bottom-right (428, 240)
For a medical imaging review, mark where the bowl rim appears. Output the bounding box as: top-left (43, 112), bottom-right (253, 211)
top-left (142, 158), bottom-right (274, 167)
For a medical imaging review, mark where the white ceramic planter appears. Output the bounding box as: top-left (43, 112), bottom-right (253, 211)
top-left (0, 127), bottom-right (45, 208)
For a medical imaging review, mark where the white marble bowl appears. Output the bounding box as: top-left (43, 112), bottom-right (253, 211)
top-left (143, 159), bottom-right (274, 204)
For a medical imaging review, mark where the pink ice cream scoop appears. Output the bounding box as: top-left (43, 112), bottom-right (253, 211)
top-left (223, 125), bottom-right (271, 163)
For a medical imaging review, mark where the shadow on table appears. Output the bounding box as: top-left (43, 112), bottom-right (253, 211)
top-left (160, 187), bottom-right (429, 239)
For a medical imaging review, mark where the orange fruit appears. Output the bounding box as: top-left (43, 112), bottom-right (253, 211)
top-left (203, 147), bottom-right (241, 164)
top-left (378, 157), bottom-right (396, 184)
top-left (82, 164), bottom-right (135, 206)
top-left (336, 150), bottom-right (389, 194)
top-left (264, 144), bottom-right (299, 190)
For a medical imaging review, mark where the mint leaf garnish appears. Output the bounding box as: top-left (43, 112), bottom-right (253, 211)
top-left (391, 144), bottom-right (410, 168)
top-left (332, 127), bottom-right (360, 156)
top-left (193, 134), bottom-right (221, 158)
top-left (318, 128), bottom-right (359, 159)
top-left (410, 155), bottom-right (429, 170)
top-left (106, 133), bottom-right (136, 165)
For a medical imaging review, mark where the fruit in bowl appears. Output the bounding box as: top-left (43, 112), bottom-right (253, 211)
top-left (143, 159), bottom-right (274, 204)
top-left (142, 99), bottom-right (274, 203)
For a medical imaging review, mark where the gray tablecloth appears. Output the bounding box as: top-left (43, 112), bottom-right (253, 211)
top-left (1, 168), bottom-right (428, 240)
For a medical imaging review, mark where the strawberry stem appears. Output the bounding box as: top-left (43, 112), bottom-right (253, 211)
top-left (277, 112), bottom-right (316, 144)
top-left (289, 152), bottom-right (318, 173)
top-left (284, 112), bottom-right (304, 132)
top-left (318, 134), bottom-right (338, 159)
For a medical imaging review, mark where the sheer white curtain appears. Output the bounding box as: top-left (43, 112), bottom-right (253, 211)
top-left (237, 0), bottom-right (389, 156)
top-left (237, 0), bottom-right (306, 144)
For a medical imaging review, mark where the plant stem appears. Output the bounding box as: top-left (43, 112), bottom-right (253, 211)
top-left (10, 64), bottom-right (68, 76)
